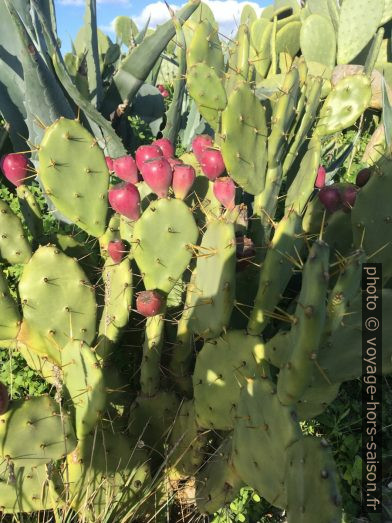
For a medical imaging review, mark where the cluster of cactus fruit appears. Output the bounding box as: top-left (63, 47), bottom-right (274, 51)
top-left (0, 0), bottom-right (392, 520)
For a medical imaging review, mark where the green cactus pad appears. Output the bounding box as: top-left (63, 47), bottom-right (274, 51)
top-left (16, 185), bottom-right (44, 240)
top-left (318, 290), bottom-right (392, 383)
top-left (18, 245), bottom-right (97, 364)
top-left (296, 380), bottom-right (340, 421)
top-left (351, 161), bottom-right (392, 280)
top-left (38, 117), bottom-right (109, 237)
top-left (248, 211), bottom-right (304, 335)
top-left (0, 461), bottom-right (63, 514)
top-left (196, 435), bottom-right (243, 515)
top-left (337, 0), bottom-right (384, 65)
top-left (67, 428), bottom-right (150, 516)
top-left (168, 400), bottom-right (207, 479)
top-left (0, 395), bottom-right (76, 467)
top-left (133, 198), bottom-right (198, 294)
top-left (300, 14), bottom-right (336, 69)
top-left (250, 18), bottom-right (273, 78)
top-left (221, 83), bottom-right (267, 195)
top-left (285, 437), bottom-right (342, 521)
top-left (0, 199), bottom-right (32, 264)
top-left (277, 241), bottom-right (330, 406)
top-left (16, 342), bottom-right (59, 385)
top-left (265, 330), bottom-right (292, 369)
top-left (193, 330), bottom-right (267, 430)
top-left (128, 392), bottom-right (179, 464)
top-left (187, 63), bottom-right (227, 130)
top-left (316, 74), bottom-right (372, 136)
top-left (188, 220), bottom-right (236, 339)
top-left (62, 340), bottom-right (106, 438)
top-left (187, 19), bottom-right (224, 76)
top-left (232, 378), bottom-right (302, 509)
top-left (276, 21), bottom-right (301, 58)
top-left (0, 269), bottom-right (21, 341)
top-left (140, 313), bottom-right (165, 397)
top-left (98, 257), bottom-right (132, 358)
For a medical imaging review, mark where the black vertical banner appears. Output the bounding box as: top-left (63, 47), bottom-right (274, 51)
top-left (361, 263), bottom-right (382, 519)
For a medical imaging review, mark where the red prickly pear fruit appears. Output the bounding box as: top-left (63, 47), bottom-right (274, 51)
top-left (167, 157), bottom-right (184, 169)
top-left (105, 156), bottom-right (114, 172)
top-left (153, 138), bottom-right (175, 159)
top-left (192, 134), bottom-right (213, 162)
top-left (157, 84), bottom-right (165, 93)
top-left (136, 290), bottom-right (164, 317)
top-left (172, 164), bottom-right (196, 199)
top-left (112, 155), bottom-right (138, 184)
top-left (318, 186), bottom-right (342, 213)
top-left (135, 145), bottom-right (162, 171)
top-left (161, 89), bottom-right (170, 98)
top-left (341, 184), bottom-right (358, 213)
top-left (0, 382), bottom-right (9, 415)
top-left (356, 168), bottom-right (372, 187)
top-left (315, 166), bottom-right (326, 188)
top-left (140, 157), bottom-right (172, 198)
top-left (108, 182), bottom-right (141, 221)
top-left (200, 148), bottom-right (226, 180)
top-left (108, 240), bottom-right (126, 264)
top-left (1, 153), bottom-right (29, 187)
top-left (213, 177), bottom-right (236, 209)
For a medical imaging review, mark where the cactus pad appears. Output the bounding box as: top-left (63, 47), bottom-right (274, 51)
top-left (0, 199), bottom-right (31, 264)
top-left (0, 269), bottom-right (21, 341)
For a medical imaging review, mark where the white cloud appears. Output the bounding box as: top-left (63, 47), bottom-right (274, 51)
top-left (133, 1), bottom-right (263, 35)
top-left (59, 0), bottom-right (131, 6)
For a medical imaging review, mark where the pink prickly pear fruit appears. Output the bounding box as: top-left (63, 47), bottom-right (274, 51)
top-left (112, 155), bottom-right (138, 184)
top-left (108, 182), bottom-right (141, 221)
top-left (213, 177), bottom-right (236, 209)
top-left (157, 84), bottom-right (165, 93)
top-left (1, 153), bottom-right (29, 187)
top-left (172, 164), bottom-right (196, 199)
top-left (153, 138), bottom-right (174, 159)
top-left (135, 144), bottom-right (162, 171)
top-left (108, 240), bottom-right (126, 264)
top-left (192, 134), bottom-right (214, 162)
top-left (140, 157), bottom-right (172, 198)
top-left (200, 148), bottom-right (226, 180)
top-left (315, 166), bottom-right (326, 188)
top-left (318, 186), bottom-right (342, 213)
top-left (341, 184), bottom-right (358, 213)
top-left (105, 156), bottom-right (114, 172)
top-left (161, 89), bottom-right (170, 98)
top-left (136, 290), bottom-right (165, 317)
top-left (0, 382), bottom-right (9, 415)
top-left (167, 157), bottom-right (184, 169)
top-left (356, 168), bottom-right (372, 187)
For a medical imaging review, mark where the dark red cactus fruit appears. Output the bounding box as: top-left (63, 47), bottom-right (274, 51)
top-left (136, 290), bottom-right (165, 317)
top-left (108, 182), bottom-right (141, 221)
top-left (0, 382), bottom-right (9, 415)
top-left (192, 134), bottom-right (214, 162)
top-left (315, 166), bottom-right (326, 189)
top-left (153, 138), bottom-right (175, 159)
top-left (172, 164), bottom-right (196, 200)
top-left (135, 145), bottom-right (162, 171)
top-left (200, 148), bottom-right (226, 180)
top-left (157, 84), bottom-right (165, 93)
top-left (356, 168), bottom-right (372, 187)
top-left (341, 184), bottom-right (358, 213)
top-left (318, 186), bottom-right (342, 213)
top-left (105, 156), bottom-right (114, 172)
top-left (112, 156), bottom-right (138, 184)
top-left (161, 89), bottom-right (170, 98)
top-left (1, 153), bottom-right (29, 187)
top-left (213, 177), bottom-right (236, 209)
top-left (140, 157), bottom-right (172, 198)
top-left (108, 240), bottom-right (125, 264)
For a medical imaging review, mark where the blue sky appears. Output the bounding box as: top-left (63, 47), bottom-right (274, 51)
top-left (54, 0), bottom-right (271, 51)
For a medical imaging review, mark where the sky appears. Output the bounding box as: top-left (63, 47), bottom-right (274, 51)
top-left (53, 0), bottom-right (271, 51)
